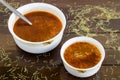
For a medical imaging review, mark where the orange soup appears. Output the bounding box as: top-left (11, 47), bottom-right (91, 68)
top-left (64, 42), bottom-right (101, 68)
top-left (13, 11), bottom-right (62, 42)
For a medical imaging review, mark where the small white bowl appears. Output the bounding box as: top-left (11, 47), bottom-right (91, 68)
top-left (8, 3), bottom-right (66, 54)
top-left (60, 36), bottom-right (105, 78)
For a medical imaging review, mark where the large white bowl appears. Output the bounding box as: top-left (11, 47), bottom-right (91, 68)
top-left (60, 36), bottom-right (105, 77)
top-left (8, 3), bottom-right (66, 54)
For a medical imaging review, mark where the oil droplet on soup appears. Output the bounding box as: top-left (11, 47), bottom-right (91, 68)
top-left (13, 11), bottom-right (62, 42)
top-left (64, 42), bottom-right (101, 68)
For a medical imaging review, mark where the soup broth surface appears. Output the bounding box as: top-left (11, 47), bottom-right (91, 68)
top-left (64, 42), bottom-right (101, 68)
top-left (14, 11), bottom-right (62, 42)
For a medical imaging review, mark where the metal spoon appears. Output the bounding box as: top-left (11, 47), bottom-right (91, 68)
top-left (0, 0), bottom-right (32, 25)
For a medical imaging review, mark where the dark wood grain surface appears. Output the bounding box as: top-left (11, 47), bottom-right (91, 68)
top-left (0, 0), bottom-right (120, 80)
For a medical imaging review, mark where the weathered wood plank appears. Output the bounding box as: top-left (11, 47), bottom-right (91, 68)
top-left (0, 33), bottom-right (120, 66)
top-left (0, 66), bottom-right (119, 80)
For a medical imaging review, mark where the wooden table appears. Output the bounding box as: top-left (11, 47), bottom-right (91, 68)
top-left (0, 0), bottom-right (120, 80)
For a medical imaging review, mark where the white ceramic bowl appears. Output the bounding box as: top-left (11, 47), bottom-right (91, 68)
top-left (60, 36), bottom-right (105, 77)
top-left (8, 3), bottom-right (66, 54)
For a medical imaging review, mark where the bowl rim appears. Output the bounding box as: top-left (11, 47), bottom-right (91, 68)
top-left (60, 36), bottom-right (105, 70)
top-left (8, 2), bottom-right (66, 44)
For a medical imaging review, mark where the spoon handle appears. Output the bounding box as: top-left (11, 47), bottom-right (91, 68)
top-left (0, 0), bottom-right (32, 25)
